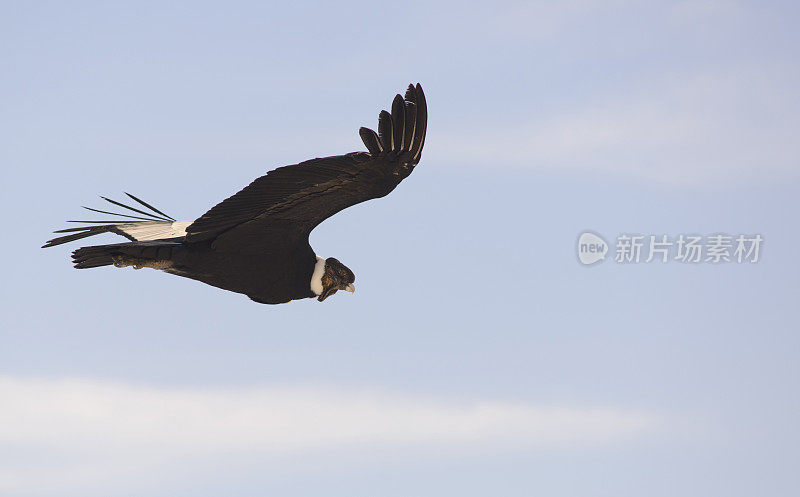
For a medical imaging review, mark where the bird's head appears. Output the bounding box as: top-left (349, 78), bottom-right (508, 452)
top-left (318, 257), bottom-right (355, 302)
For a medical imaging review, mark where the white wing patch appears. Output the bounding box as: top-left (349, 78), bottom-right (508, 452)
top-left (118, 221), bottom-right (192, 241)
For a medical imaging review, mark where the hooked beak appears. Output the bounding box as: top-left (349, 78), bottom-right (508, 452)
top-left (318, 283), bottom-right (355, 302)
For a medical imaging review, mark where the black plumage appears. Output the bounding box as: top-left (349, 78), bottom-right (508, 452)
top-left (43, 83), bottom-right (428, 304)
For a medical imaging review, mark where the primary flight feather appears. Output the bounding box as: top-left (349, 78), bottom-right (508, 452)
top-left (43, 83), bottom-right (427, 304)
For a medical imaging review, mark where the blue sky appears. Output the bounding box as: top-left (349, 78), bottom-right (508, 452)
top-left (2, 1), bottom-right (799, 496)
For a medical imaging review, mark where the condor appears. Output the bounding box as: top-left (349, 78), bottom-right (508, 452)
top-left (43, 84), bottom-right (427, 304)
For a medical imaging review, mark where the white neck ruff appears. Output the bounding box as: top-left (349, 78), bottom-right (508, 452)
top-left (310, 256), bottom-right (326, 296)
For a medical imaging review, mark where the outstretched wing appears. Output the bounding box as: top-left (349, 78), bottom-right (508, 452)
top-left (184, 83), bottom-right (427, 250)
top-left (42, 193), bottom-right (188, 248)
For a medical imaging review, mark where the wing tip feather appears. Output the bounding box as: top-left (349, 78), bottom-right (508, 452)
top-left (361, 83), bottom-right (426, 163)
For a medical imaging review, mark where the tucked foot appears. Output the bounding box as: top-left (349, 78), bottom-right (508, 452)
top-left (111, 255), bottom-right (172, 270)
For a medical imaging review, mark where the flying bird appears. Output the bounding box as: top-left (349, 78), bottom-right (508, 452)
top-left (43, 83), bottom-right (427, 304)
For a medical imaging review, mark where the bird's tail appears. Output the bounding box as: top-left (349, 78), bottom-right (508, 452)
top-left (71, 241), bottom-right (183, 270)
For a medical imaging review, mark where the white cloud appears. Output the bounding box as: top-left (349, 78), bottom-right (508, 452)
top-left (0, 375), bottom-right (657, 494)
